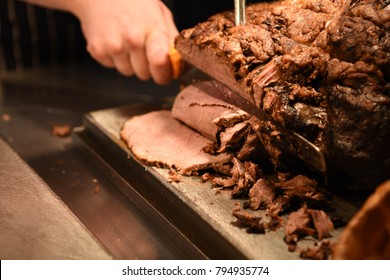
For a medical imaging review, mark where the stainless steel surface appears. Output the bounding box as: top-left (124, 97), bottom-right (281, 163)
top-left (0, 62), bottom-right (196, 259)
top-left (76, 103), bottom-right (359, 259)
top-left (196, 81), bottom-right (326, 173)
top-left (0, 62), bottom-right (362, 260)
top-left (234, 0), bottom-right (246, 25)
top-left (0, 137), bottom-right (112, 260)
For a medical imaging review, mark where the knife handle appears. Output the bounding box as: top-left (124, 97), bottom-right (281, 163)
top-left (169, 46), bottom-right (183, 80)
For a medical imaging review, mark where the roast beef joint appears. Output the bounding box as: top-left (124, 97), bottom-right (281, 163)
top-left (120, 0), bottom-right (390, 259)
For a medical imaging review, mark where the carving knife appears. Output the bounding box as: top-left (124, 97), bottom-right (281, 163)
top-left (169, 47), bottom-right (326, 172)
top-left (168, 2), bottom-right (326, 173)
top-left (195, 80), bottom-right (326, 173)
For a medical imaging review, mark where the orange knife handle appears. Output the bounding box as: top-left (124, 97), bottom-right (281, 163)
top-left (169, 46), bottom-right (183, 80)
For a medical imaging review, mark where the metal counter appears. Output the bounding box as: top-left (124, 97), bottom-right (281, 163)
top-left (0, 62), bottom-right (361, 260)
top-left (0, 62), bottom-right (197, 259)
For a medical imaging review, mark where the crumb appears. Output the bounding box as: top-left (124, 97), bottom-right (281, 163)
top-left (51, 124), bottom-right (71, 137)
top-left (2, 114), bottom-right (11, 122)
top-left (201, 172), bottom-right (213, 182)
top-left (288, 244), bottom-right (297, 252)
top-left (92, 178), bottom-right (98, 183)
top-left (94, 185), bottom-right (100, 193)
top-left (168, 168), bottom-right (182, 183)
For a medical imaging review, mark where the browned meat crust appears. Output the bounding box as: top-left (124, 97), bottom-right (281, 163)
top-left (175, 0), bottom-right (390, 191)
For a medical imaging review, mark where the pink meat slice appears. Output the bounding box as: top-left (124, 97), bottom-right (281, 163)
top-left (120, 110), bottom-right (230, 175)
top-left (171, 84), bottom-right (247, 141)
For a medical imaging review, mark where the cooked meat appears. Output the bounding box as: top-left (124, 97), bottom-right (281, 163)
top-left (51, 124), bottom-right (71, 137)
top-left (120, 0), bottom-right (389, 260)
top-left (171, 83), bottom-right (250, 142)
top-left (284, 204), bottom-right (334, 244)
top-left (284, 205), bottom-right (316, 244)
top-left (248, 178), bottom-right (276, 210)
top-left (120, 110), bottom-right (231, 175)
top-left (308, 209), bottom-right (334, 241)
top-left (274, 175), bottom-right (326, 202)
top-left (232, 209), bottom-right (266, 234)
top-left (300, 240), bottom-right (334, 260)
top-left (175, 0), bottom-right (390, 190)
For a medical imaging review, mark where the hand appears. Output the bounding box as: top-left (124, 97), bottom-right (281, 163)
top-left (70, 0), bottom-right (179, 85)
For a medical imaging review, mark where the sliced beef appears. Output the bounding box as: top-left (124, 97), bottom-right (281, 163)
top-left (172, 83), bottom-right (249, 142)
top-left (120, 110), bottom-right (231, 175)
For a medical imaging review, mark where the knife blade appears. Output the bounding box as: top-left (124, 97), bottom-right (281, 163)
top-left (195, 80), bottom-right (326, 173)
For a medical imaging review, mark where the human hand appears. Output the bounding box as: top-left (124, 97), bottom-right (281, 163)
top-left (70, 0), bottom-right (179, 85)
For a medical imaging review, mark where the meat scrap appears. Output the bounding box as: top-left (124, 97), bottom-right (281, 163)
top-left (232, 208), bottom-right (284, 234)
top-left (274, 175), bottom-right (327, 204)
top-left (284, 205), bottom-right (316, 244)
top-left (232, 210), bottom-right (266, 234)
top-left (300, 240), bottom-right (335, 260)
top-left (248, 178), bottom-right (276, 211)
top-left (284, 205), bottom-right (334, 245)
top-left (51, 124), bottom-right (71, 137)
top-left (212, 158), bottom-right (255, 197)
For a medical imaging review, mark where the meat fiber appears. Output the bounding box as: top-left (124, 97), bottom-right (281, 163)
top-left (120, 110), bottom-right (231, 175)
top-left (172, 83), bottom-right (250, 142)
top-left (175, 0), bottom-right (390, 191)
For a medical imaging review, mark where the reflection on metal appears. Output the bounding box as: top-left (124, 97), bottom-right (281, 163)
top-left (234, 0), bottom-right (246, 25)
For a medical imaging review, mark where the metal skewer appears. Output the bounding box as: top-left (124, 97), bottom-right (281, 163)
top-left (234, 0), bottom-right (246, 25)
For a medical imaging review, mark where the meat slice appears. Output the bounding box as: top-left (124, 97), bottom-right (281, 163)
top-left (120, 110), bottom-right (230, 175)
top-left (172, 83), bottom-right (249, 141)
